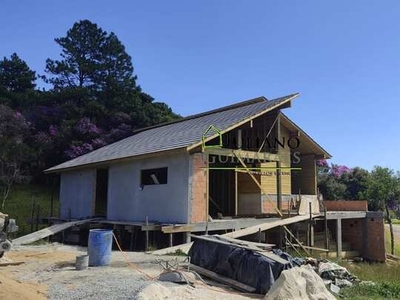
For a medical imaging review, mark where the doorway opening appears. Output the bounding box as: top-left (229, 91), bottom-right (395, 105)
top-left (95, 168), bottom-right (108, 216)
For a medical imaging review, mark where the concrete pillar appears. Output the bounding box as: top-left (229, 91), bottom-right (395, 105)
top-left (185, 232), bottom-right (191, 243)
top-left (336, 218), bottom-right (342, 259)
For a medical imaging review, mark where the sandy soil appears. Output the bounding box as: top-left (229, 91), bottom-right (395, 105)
top-left (0, 243), bottom-right (257, 300)
top-left (0, 271), bottom-right (47, 300)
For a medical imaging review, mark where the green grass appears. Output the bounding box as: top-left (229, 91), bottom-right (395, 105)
top-left (339, 228), bottom-right (400, 299)
top-left (385, 225), bottom-right (400, 256)
top-left (390, 219), bottom-right (400, 225)
top-left (2, 184), bottom-right (58, 237)
top-left (339, 262), bottom-right (400, 299)
top-left (341, 282), bottom-right (400, 300)
top-left (340, 261), bottom-right (400, 284)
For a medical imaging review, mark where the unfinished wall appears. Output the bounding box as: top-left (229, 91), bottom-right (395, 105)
top-left (331, 212), bottom-right (386, 262)
top-left (59, 169), bottom-right (96, 219)
top-left (260, 125), bottom-right (292, 195)
top-left (291, 154), bottom-right (316, 195)
top-left (324, 201), bottom-right (368, 211)
top-left (107, 151), bottom-right (190, 223)
top-left (262, 195), bottom-right (292, 213)
top-left (342, 219), bottom-right (363, 255)
top-left (365, 212), bottom-right (386, 262)
top-left (189, 153), bottom-right (207, 223)
top-left (237, 171), bottom-right (261, 214)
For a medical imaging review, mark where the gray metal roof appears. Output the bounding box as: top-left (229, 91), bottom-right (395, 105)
top-left (46, 94), bottom-right (298, 173)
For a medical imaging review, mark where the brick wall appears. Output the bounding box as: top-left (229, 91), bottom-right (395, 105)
top-left (365, 212), bottom-right (386, 262)
top-left (262, 195), bottom-right (292, 213)
top-left (324, 201), bottom-right (368, 211)
top-left (331, 213), bottom-right (386, 262)
top-left (342, 219), bottom-right (363, 254)
top-left (190, 153), bottom-right (207, 223)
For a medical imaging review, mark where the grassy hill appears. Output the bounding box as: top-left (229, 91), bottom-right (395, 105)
top-left (2, 184), bottom-right (59, 237)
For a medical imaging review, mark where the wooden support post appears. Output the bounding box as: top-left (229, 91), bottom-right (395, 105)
top-left (49, 184), bottom-right (54, 225)
top-left (284, 229), bottom-right (287, 252)
top-left (285, 236), bottom-right (302, 257)
top-left (276, 161), bottom-right (282, 212)
top-left (130, 226), bottom-right (134, 251)
top-left (324, 206), bottom-right (329, 251)
top-left (237, 129), bottom-right (242, 149)
top-left (30, 196), bottom-right (35, 233)
top-left (275, 114), bottom-right (283, 256)
top-left (145, 216), bottom-right (149, 251)
top-left (336, 218), bottom-right (342, 259)
top-left (258, 228), bottom-right (262, 243)
top-left (276, 114), bottom-right (282, 212)
top-left (276, 114), bottom-right (282, 210)
top-left (234, 167), bottom-right (238, 216)
top-left (309, 202), bottom-right (314, 253)
top-left (169, 233), bottom-right (173, 247)
top-left (35, 205), bottom-right (40, 232)
top-left (283, 226), bottom-right (311, 256)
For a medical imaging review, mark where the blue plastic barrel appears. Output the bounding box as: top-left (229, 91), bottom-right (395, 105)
top-left (88, 229), bottom-right (113, 266)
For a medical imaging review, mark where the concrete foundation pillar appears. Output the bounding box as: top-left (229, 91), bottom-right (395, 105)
top-left (185, 232), bottom-right (191, 243)
top-left (336, 218), bottom-right (342, 259)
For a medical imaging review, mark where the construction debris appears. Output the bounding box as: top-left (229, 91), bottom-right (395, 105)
top-left (318, 261), bottom-right (358, 287)
top-left (265, 264), bottom-right (336, 300)
top-left (0, 212), bottom-right (18, 256)
top-left (158, 270), bottom-right (196, 285)
top-left (189, 235), bottom-right (292, 294)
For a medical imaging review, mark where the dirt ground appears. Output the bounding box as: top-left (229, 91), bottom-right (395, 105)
top-left (0, 243), bottom-right (259, 300)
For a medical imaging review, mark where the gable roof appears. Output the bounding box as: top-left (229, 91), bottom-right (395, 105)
top-left (45, 93), bottom-right (299, 173)
top-left (280, 113), bottom-right (332, 159)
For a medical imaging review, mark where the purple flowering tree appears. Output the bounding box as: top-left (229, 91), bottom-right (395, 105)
top-left (0, 105), bottom-right (31, 210)
top-left (330, 164), bottom-right (352, 178)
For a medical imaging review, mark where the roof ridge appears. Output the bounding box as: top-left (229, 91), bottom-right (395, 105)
top-left (133, 96), bottom-right (268, 134)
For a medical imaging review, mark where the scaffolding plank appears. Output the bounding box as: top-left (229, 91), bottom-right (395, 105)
top-left (152, 215), bottom-right (310, 255)
top-left (12, 219), bottom-right (95, 246)
top-left (189, 264), bottom-right (257, 293)
top-left (224, 215), bottom-right (309, 239)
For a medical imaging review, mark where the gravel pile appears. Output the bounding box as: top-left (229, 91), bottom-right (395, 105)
top-left (48, 270), bottom-right (150, 300)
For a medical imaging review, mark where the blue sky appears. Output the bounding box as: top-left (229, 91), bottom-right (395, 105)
top-left (1, 1), bottom-right (399, 170)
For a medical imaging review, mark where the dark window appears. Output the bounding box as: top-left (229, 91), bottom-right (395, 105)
top-left (141, 167), bottom-right (168, 186)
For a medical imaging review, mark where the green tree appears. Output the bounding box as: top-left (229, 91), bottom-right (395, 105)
top-left (44, 20), bottom-right (137, 95)
top-left (44, 19), bottom-right (179, 131)
top-left (318, 174), bottom-right (347, 200)
top-left (341, 167), bottom-right (370, 200)
top-left (0, 53), bottom-right (37, 110)
top-left (0, 53), bottom-right (36, 93)
top-left (366, 166), bottom-right (400, 255)
top-left (0, 105), bottom-right (31, 210)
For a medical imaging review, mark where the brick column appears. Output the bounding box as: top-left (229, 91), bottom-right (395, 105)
top-left (189, 153), bottom-right (208, 223)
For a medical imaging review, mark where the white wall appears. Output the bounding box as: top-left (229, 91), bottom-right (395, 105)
top-left (107, 151), bottom-right (190, 223)
top-left (59, 169), bottom-right (95, 218)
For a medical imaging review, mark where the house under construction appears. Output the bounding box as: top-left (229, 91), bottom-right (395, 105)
top-left (45, 93), bottom-right (386, 261)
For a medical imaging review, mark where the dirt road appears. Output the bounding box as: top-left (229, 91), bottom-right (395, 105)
top-left (385, 224), bottom-right (400, 241)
